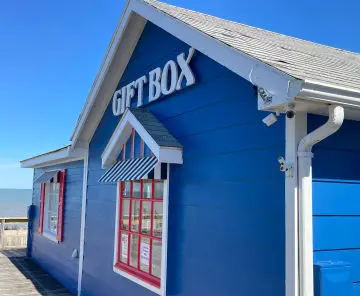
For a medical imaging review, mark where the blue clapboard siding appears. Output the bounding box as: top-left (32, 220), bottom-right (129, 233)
top-left (30, 160), bottom-right (83, 294)
top-left (311, 115), bottom-right (360, 292)
top-left (82, 22), bottom-right (285, 296)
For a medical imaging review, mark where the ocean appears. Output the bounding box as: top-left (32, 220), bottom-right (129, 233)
top-left (0, 189), bottom-right (32, 217)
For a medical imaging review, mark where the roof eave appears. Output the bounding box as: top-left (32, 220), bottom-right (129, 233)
top-left (20, 147), bottom-right (86, 169)
top-left (70, 0), bottom-right (298, 150)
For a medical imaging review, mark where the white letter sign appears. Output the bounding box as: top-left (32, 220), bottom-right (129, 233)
top-left (112, 48), bottom-right (196, 116)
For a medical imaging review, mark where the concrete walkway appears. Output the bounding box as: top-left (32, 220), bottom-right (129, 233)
top-left (0, 249), bottom-right (72, 296)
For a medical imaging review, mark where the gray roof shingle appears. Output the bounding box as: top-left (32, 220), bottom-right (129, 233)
top-left (129, 108), bottom-right (182, 148)
top-left (145, 0), bottom-right (360, 91)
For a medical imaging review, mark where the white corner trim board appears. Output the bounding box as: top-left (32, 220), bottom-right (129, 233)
top-left (285, 112), bottom-right (307, 296)
top-left (77, 150), bottom-right (89, 296)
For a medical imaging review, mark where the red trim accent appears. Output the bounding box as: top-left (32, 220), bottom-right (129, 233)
top-left (39, 183), bottom-right (45, 233)
top-left (131, 128), bottom-right (135, 158)
top-left (114, 262), bottom-right (160, 288)
top-left (56, 170), bottom-right (66, 242)
top-left (116, 179), bottom-right (163, 287)
top-left (137, 180), bottom-right (143, 271)
top-left (149, 179), bottom-right (155, 275)
top-left (127, 181), bottom-right (133, 265)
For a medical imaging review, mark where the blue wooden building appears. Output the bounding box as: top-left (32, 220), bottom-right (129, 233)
top-left (21, 1), bottom-right (360, 295)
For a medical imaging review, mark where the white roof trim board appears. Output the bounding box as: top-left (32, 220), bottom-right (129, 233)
top-left (102, 108), bottom-right (183, 169)
top-left (21, 0), bottom-right (360, 163)
top-left (70, 0), bottom-right (360, 150)
top-left (21, 146), bottom-right (86, 168)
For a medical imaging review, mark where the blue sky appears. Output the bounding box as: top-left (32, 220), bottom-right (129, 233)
top-left (0, 0), bottom-right (359, 189)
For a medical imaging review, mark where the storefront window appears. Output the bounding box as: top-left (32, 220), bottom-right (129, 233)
top-left (115, 179), bottom-right (165, 288)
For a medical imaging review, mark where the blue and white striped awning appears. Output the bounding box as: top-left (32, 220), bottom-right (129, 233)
top-left (35, 170), bottom-right (60, 183)
top-left (99, 156), bottom-right (158, 183)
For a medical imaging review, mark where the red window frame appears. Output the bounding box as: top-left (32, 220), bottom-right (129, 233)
top-left (38, 170), bottom-right (66, 242)
top-left (115, 179), bottom-right (163, 288)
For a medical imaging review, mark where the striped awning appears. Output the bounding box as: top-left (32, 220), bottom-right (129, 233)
top-left (35, 170), bottom-right (60, 183)
top-left (99, 156), bottom-right (158, 183)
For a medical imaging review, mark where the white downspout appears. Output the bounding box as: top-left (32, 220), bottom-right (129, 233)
top-left (297, 105), bottom-right (344, 296)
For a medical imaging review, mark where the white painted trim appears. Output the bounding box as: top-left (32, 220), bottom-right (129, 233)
top-left (77, 149), bottom-right (89, 296)
top-left (134, 0), bottom-right (299, 96)
top-left (113, 172), bottom-right (170, 296)
top-left (70, 0), bottom-right (304, 150)
top-left (296, 80), bottom-right (360, 109)
top-left (70, 0), bottom-right (133, 143)
top-left (43, 231), bottom-right (59, 243)
top-left (70, 1), bottom-right (146, 147)
top-left (285, 112), bottom-right (307, 296)
top-left (160, 163), bottom-right (170, 295)
top-left (21, 147), bottom-right (86, 168)
top-left (101, 109), bottom-right (182, 168)
top-left (68, 0), bottom-right (360, 150)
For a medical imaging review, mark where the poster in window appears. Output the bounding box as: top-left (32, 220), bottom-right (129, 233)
top-left (121, 233), bottom-right (128, 261)
top-left (140, 242), bottom-right (150, 266)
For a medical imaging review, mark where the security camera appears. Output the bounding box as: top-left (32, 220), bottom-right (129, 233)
top-left (262, 113), bottom-right (277, 127)
top-left (278, 156), bottom-right (285, 171)
top-left (278, 156), bottom-right (285, 165)
top-left (286, 110), bottom-right (295, 119)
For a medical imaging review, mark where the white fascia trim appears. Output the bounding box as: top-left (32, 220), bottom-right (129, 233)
top-left (77, 149), bottom-right (89, 296)
top-left (132, 0), bottom-right (299, 97)
top-left (101, 110), bottom-right (183, 168)
top-left (70, 0), bottom-right (301, 149)
top-left (21, 147), bottom-right (87, 169)
top-left (296, 79), bottom-right (360, 109)
top-left (70, 0), bottom-right (134, 144)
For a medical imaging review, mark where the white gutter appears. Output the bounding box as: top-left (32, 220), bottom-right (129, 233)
top-left (296, 80), bottom-right (360, 109)
top-left (297, 105), bottom-right (344, 296)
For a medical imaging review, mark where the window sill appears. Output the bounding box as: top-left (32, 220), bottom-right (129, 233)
top-left (113, 264), bottom-right (162, 295)
top-left (42, 231), bottom-right (59, 243)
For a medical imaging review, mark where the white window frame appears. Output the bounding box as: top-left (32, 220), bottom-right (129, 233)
top-left (43, 180), bottom-right (60, 243)
top-left (113, 164), bottom-right (170, 296)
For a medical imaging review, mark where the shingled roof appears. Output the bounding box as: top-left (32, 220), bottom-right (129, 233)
top-left (145, 0), bottom-right (360, 91)
top-left (129, 108), bottom-right (182, 148)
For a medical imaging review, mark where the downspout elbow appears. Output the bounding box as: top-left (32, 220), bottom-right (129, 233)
top-left (298, 105), bottom-right (345, 153)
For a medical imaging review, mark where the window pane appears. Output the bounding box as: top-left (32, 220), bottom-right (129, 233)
top-left (130, 234), bottom-right (139, 268)
top-left (143, 180), bottom-right (152, 199)
top-left (121, 199), bottom-right (130, 230)
top-left (47, 183), bottom-right (59, 233)
top-left (141, 201), bottom-right (151, 235)
top-left (123, 181), bottom-right (131, 197)
top-left (120, 233), bottom-right (128, 263)
top-left (154, 180), bottom-right (164, 199)
top-left (153, 202), bottom-right (163, 238)
top-left (140, 237), bottom-right (150, 272)
top-left (133, 181), bottom-right (141, 198)
top-left (131, 200), bottom-right (140, 232)
top-left (151, 240), bottom-right (162, 278)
